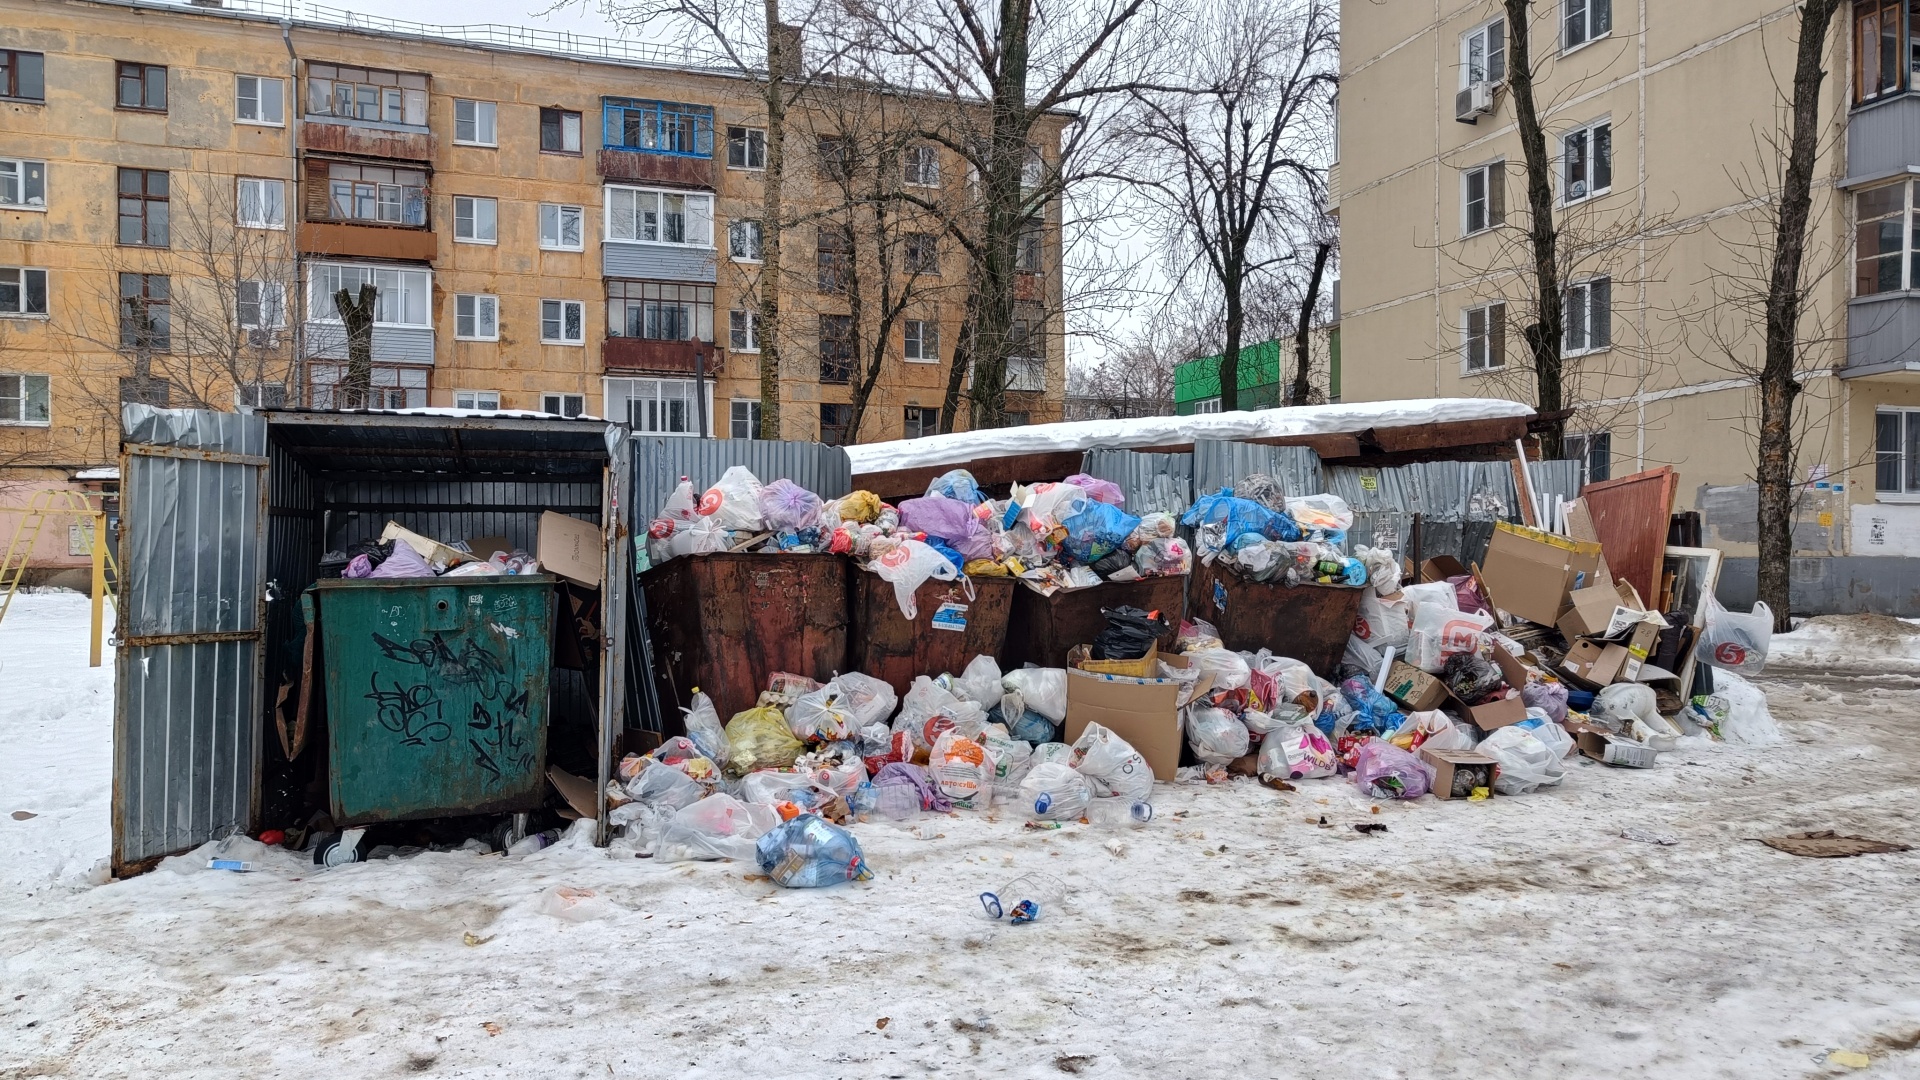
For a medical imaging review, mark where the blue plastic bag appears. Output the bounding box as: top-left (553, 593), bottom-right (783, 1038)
top-left (754, 814), bottom-right (875, 888)
top-left (1059, 501), bottom-right (1142, 566)
top-left (1181, 489), bottom-right (1301, 547)
top-left (925, 468), bottom-right (985, 505)
top-left (1338, 675), bottom-right (1405, 738)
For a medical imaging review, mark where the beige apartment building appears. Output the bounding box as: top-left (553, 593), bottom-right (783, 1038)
top-left (1336, 0), bottom-right (1920, 594)
top-left (0, 0), bottom-right (1067, 507)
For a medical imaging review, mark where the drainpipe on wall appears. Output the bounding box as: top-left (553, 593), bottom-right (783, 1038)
top-left (283, 19), bottom-right (304, 407)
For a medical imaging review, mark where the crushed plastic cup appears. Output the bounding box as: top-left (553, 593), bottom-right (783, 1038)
top-left (1086, 798), bottom-right (1153, 829)
top-left (875, 783), bottom-right (921, 822)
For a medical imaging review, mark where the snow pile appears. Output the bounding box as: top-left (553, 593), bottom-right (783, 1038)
top-left (844, 397), bottom-right (1535, 474)
top-left (1769, 613), bottom-right (1920, 673)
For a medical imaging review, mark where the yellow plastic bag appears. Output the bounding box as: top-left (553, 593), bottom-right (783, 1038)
top-left (963, 558), bottom-right (1010, 577)
top-left (833, 490), bottom-right (883, 525)
top-left (725, 705), bottom-right (805, 776)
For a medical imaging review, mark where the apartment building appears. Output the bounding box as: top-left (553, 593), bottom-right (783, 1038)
top-left (0, 0), bottom-right (1068, 492)
top-left (1336, 1), bottom-right (1920, 597)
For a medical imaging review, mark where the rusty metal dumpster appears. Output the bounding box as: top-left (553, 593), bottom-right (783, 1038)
top-left (850, 572), bottom-right (1015, 696)
top-left (640, 552), bottom-right (850, 726)
top-left (1187, 560), bottom-right (1363, 677)
top-left (315, 574), bottom-right (556, 826)
top-left (1001, 575), bottom-right (1187, 669)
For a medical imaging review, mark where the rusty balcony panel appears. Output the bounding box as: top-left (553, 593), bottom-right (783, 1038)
top-left (598, 149), bottom-right (716, 189)
top-left (298, 221), bottom-right (439, 262)
top-left (601, 336), bottom-right (720, 375)
top-left (1186, 563), bottom-right (1363, 679)
top-left (1014, 272), bottom-right (1044, 303)
top-left (301, 119), bottom-right (435, 161)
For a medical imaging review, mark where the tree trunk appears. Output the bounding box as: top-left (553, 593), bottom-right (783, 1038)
top-left (1291, 240), bottom-right (1334, 406)
top-left (967, 0), bottom-right (1034, 430)
top-left (1502, 0), bottom-right (1566, 459)
top-left (940, 289), bottom-right (978, 433)
top-left (1220, 279), bottom-right (1243, 412)
top-left (756, 0), bottom-right (787, 439)
top-left (1757, 0), bottom-right (1843, 632)
top-left (333, 284), bottom-right (376, 410)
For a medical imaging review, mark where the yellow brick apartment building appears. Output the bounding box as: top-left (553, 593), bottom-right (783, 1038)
top-left (1335, 0), bottom-right (1920, 586)
top-left (0, 0), bottom-right (1067, 494)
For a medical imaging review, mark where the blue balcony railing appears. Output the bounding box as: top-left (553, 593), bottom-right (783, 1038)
top-left (603, 98), bottom-right (714, 157)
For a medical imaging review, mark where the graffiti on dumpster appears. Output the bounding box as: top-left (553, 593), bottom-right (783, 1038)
top-left (366, 675), bottom-right (452, 747)
top-left (367, 632), bottom-right (534, 777)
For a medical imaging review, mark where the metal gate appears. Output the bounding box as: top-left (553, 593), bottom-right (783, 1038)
top-left (113, 406), bottom-right (269, 872)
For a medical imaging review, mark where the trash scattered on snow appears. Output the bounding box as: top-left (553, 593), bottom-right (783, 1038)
top-left (1757, 831), bottom-right (1912, 858)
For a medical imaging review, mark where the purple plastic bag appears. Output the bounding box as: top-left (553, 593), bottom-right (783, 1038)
top-left (872, 762), bottom-right (952, 812)
top-left (1351, 740), bottom-right (1435, 799)
top-left (757, 478), bottom-right (823, 530)
top-left (1063, 473), bottom-right (1126, 506)
top-left (897, 496), bottom-right (992, 560)
top-left (368, 542), bottom-right (435, 579)
top-left (343, 554), bottom-right (374, 579)
top-left (1521, 678), bottom-right (1569, 723)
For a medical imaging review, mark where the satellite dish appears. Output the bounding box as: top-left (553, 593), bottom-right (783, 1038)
top-left (1570, 180), bottom-right (1588, 199)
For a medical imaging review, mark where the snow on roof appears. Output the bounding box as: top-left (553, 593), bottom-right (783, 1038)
top-left (843, 398), bottom-right (1535, 474)
top-left (72, 467), bottom-right (120, 481)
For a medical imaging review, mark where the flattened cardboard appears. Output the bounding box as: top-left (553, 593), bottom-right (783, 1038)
top-left (547, 765), bottom-right (597, 819)
top-left (467, 535), bottom-right (514, 562)
top-left (1384, 661), bottom-right (1447, 711)
top-left (381, 520), bottom-right (469, 570)
top-left (1064, 654), bottom-right (1202, 782)
top-left (1619, 620), bottom-right (1663, 682)
top-left (1558, 579), bottom-right (1644, 638)
top-left (538, 511), bottom-right (603, 587)
top-left (1478, 522), bottom-right (1604, 627)
top-left (1419, 747), bottom-right (1501, 800)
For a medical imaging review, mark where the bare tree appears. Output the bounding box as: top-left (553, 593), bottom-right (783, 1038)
top-left (1499, 0), bottom-right (1572, 458)
top-left (1068, 332), bottom-right (1179, 418)
top-left (333, 284), bottom-right (377, 410)
top-left (1289, 234), bottom-right (1334, 407)
top-left (1122, 0), bottom-right (1336, 412)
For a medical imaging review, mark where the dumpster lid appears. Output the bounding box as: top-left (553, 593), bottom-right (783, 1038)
top-left (260, 410), bottom-right (612, 478)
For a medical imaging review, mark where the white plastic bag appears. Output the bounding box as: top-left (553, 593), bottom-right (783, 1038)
top-left (1354, 588), bottom-right (1412, 648)
top-left (653, 794), bottom-right (779, 861)
top-left (736, 769), bottom-right (814, 807)
top-left (1003, 667), bottom-right (1068, 722)
top-left (1254, 653), bottom-right (1331, 716)
top-left (1027, 483), bottom-right (1090, 532)
top-left (955, 654), bottom-right (1004, 712)
top-left (930, 729), bottom-right (992, 807)
top-left (980, 725), bottom-right (1035, 785)
top-left (1477, 726), bottom-right (1566, 795)
top-left (1593, 683), bottom-right (1681, 748)
top-left (1398, 581), bottom-right (1459, 614)
top-left (1186, 705), bottom-right (1250, 765)
top-left (688, 514), bottom-right (731, 554)
top-left (868, 539), bottom-right (959, 619)
top-left (1285, 493), bottom-right (1354, 533)
top-left (622, 759), bottom-right (705, 811)
top-left (680, 691), bottom-right (729, 768)
top-left (1693, 668), bottom-right (1782, 746)
top-left (1018, 761), bottom-right (1093, 821)
top-left (699, 466), bottom-right (766, 532)
top-left (1186, 648), bottom-right (1252, 692)
top-left (1696, 598), bottom-right (1772, 675)
top-left (830, 671), bottom-right (898, 729)
top-left (1407, 603), bottom-right (1495, 673)
top-left (787, 685), bottom-right (859, 742)
top-left (1272, 724), bottom-right (1338, 778)
top-left (1522, 713), bottom-right (1575, 760)
top-left (1068, 722), bottom-right (1154, 801)
top-left (1029, 741), bottom-right (1075, 767)
top-left (895, 676), bottom-right (981, 752)
top-left (1354, 545), bottom-right (1402, 593)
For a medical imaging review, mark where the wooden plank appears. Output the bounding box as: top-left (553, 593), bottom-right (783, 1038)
top-left (1362, 416), bottom-right (1532, 454)
top-left (1577, 466), bottom-right (1680, 606)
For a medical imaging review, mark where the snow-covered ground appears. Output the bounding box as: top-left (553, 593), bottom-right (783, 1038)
top-left (3, 589), bottom-right (1917, 1078)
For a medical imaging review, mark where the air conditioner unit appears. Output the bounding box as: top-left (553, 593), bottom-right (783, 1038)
top-left (1455, 81), bottom-right (1495, 124)
top-left (245, 327), bottom-right (281, 350)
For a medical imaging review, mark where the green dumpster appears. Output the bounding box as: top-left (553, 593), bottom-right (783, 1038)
top-left (315, 575), bottom-right (556, 825)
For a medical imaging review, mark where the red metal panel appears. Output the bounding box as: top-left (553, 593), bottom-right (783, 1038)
top-left (601, 336), bottom-right (720, 375)
top-left (301, 121), bottom-right (434, 162)
top-left (298, 220), bottom-right (438, 262)
top-left (598, 149), bottom-right (716, 189)
top-left (1578, 466), bottom-right (1680, 606)
top-left (850, 573), bottom-right (1015, 697)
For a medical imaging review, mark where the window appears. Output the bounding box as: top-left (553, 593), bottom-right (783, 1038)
top-left (0, 50), bottom-right (45, 102)
top-left (1007, 356), bottom-right (1046, 392)
top-left (1463, 162), bottom-right (1505, 235)
top-left (310, 263), bottom-right (432, 326)
top-left (237, 383), bottom-right (288, 409)
top-left (120, 367), bottom-right (172, 406)
top-left (727, 125), bottom-right (766, 169)
top-left (729, 308), bottom-right (760, 351)
top-left (609, 281), bottom-right (714, 341)
top-left (1462, 301), bottom-right (1506, 372)
top-left (1006, 410), bottom-right (1030, 426)
top-left (1564, 277), bottom-right (1612, 354)
top-left (236, 177), bottom-right (286, 229)
top-left (729, 219), bottom-right (765, 261)
top-left (1854, 0), bottom-right (1919, 103)
top-left (817, 136), bottom-right (850, 181)
top-left (904, 405), bottom-right (939, 438)
top-left (322, 162), bottom-right (427, 226)
top-left (455, 390), bottom-right (500, 410)
top-left (0, 268), bottom-right (47, 316)
top-left (819, 315), bottom-right (854, 383)
top-left (308, 363), bottom-right (428, 410)
top-left (817, 225), bottom-right (853, 292)
top-left (305, 63), bottom-right (428, 126)
top-left (1021, 145), bottom-right (1045, 190)
top-left (543, 392), bottom-right (586, 418)
top-left (1462, 18), bottom-right (1507, 88)
top-left (541, 107), bottom-right (583, 153)
top-left (1009, 315), bottom-right (1041, 358)
top-left (237, 280), bottom-right (286, 329)
top-left (453, 196), bottom-right (498, 244)
top-left (603, 98), bottom-right (714, 156)
top-left (117, 168), bottom-right (169, 247)
top-left (1562, 119), bottom-right (1612, 204)
top-left (540, 204), bottom-right (584, 250)
top-left (119, 273), bottom-right (171, 352)
top-left (1563, 431), bottom-right (1612, 484)
top-left (730, 398), bottom-right (762, 439)
top-left (454, 293), bottom-right (499, 340)
top-left (820, 402), bottom-right (853, 446)
top-left (904, 318), bottom-right (939, 362)
top-left (542, 299), bottom-right (586, 344)
top-left (0, 373), bottom-right (50, 425)
top-left (1856, 180), bottom-right (1918, 295)
top-left (1191, 397), bottom-right (1223, 415)
top-left (605, 376), bottom-right (705, 435)
top-left (1562, 0), bottom-right (1611, 50)
top-left (0, 158), bottom-right (46, 209)
top-left (904, 233), bottom-right (940, 275)
top-left (235, 75), bottom-right (284, 125)
top-left (1877, 408), bottom-right (1920, 493)
top-left (605, 185), bottom-right (713, 245)
top-left (1016, 221), bottom-right (1043, 273)
top-left (904, 144), bottom-right (940, 187)
top-left (117, 62), bottom-right (166, 111)
top-left (454, 99), bottom-right (497, 146)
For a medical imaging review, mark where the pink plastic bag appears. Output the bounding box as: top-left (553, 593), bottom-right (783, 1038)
top-left (1063, 473), bottom-right (1126, 506)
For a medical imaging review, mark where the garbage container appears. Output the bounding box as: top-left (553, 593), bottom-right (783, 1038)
top-left (640, 552), bottom-right (850, 726)
top-left (1001, 575), bottom-right (1187, 669)
top-left (315, 575), bottom-right (556, 826)
top-left (850, 572), bottom-right (1016, 696)
top-left (1187, 560), bottom-right (1362, 677)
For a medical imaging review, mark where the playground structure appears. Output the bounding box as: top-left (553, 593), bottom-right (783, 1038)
top-left (0, 488), bottom-right (118, 666)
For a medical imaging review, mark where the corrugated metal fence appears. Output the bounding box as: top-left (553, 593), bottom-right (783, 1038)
top-left (632, 438), bottom-right (853, 521)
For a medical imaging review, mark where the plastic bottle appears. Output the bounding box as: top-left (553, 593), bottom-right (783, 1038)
top-left (849, 781), bottom-right (879, 822)
top-left (507, 828), bottom-right (563, 856)
top-left (1086, 798), bottom-right (1153, 829)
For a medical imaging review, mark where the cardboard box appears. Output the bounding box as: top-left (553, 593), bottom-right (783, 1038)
top-left (381, 520), bottom-right (470, 570)
top-left (1064, 654), bottom-right (1205, 782)
top-left (466, 535), bottom-right (514, 562)
top-left (1557, 579), bottom-right (1644, 638)
top-left (1573, 730), bottom-right (1659, 768)
top-left (1560, 637), bottom-right (1631, 688)
top-left (1619, 620), bottom-right (1663, 682)
top-left (1384, 661), bottom-right (1448, 711)
top-left (538, 511), bottom-right (603, 587)
top-left (1478, 522), bottom-right (1604, 627)
top-left (1444, 646), bottom-right (1533, 731)
top-left (1419, 747), bottom-right (1501, 799)
top-left (1418, 556), bottom-right (1472, 584)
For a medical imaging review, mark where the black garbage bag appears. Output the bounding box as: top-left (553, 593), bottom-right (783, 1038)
top-left (1441, 650), bottom-right (1504, 704)
top-left (1092, 605), bottom-right (1169, 661)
